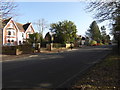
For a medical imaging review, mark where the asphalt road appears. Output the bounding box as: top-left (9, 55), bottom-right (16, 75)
top-left (2, 45), bottom-right (112, 89)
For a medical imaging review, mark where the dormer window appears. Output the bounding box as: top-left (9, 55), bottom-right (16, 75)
top-left (9, 23), bottom-right (13, 28)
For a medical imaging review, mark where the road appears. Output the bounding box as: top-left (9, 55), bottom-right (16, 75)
top-left (2, 45), bottom-right (112, 89)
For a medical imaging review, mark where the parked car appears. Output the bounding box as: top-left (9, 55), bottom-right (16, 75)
top-left (4, 43), bottom-right (13, 46)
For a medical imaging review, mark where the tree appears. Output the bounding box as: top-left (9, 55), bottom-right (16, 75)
top-left (101, 26), bottom-right (107, 43)
top-left (0, 0), bottom-right (18, 19)
top-left (44, 32), bottom-right (51, 43)
top-left (106, 35), bottom-right (111, 43)
top-left (86, 1), bottom-right (120, 23)
top-left (86, 0), bottom-right (120, 42)
top-left (28, 33), bottom-right (42, 44)
top-left (0, 0), bottom-right (18, 47)
top-left (100, 26), bottom-right (111, 44)
top-left (33, 18), bottom-right (48, 37)
top-left (50, 20), bottom-right (77, 44)
top-left (101, 26), bottom-right (106, 36)
top-left (113, 16), bottom-right (120, 40)
top-left (86, 21), bottom-right (101, 42)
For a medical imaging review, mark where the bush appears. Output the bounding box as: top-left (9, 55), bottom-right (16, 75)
top-left (90, 40), bottom-right (97, 46)
top-left (97, 43), bottom-right (100, 45)
top-left (100, 43), bottom-right (104, 45)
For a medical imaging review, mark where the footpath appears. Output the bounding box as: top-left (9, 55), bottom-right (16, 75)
top-left (0, 45), bottom-right (111, 62)
top-left (0, 48), bottom-right (78, 62)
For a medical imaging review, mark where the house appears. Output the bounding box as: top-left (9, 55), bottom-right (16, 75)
top-left (2, 18), bottom-right (35, 46)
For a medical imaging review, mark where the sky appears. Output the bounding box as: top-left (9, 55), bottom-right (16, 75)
top-left (14, 2), bottom-right (110, 37)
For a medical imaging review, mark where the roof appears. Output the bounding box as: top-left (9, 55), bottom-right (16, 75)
top-left (15, 22), bottom-right (25, 32)
top-left (23, 23), bottom-right (31, 31)
top-left (2, 18), bottom-right (12, 27)
top-left (2, 18), bottom-right (32, 32)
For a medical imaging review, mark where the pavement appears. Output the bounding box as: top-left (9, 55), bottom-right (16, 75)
top-left (1, 45), bottom-right (112, 62)
top-left (0, 48), bottom-right (78, 62)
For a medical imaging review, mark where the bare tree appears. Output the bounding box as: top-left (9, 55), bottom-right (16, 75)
top-left (86, 0), bottom-right (120, 23)
top-left (0, 0), bottom-right (18, 19)
top-left (33, 18), bottom-right (49, 37)
top-left (0, 0), bottom-right (18, 46)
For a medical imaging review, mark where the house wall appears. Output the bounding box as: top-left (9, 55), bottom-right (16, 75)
top-left (3, 19), bottom-right (35, 46)
top-left (17, 31), bottom-right (25, 45)
top-left (25, 25), bottom-right (34, 39)
top-left (3, 20), bottom-right (18, 45)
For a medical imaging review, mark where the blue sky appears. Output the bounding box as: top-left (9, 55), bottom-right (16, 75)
top-left (14, 2), bottom-right (109, 37)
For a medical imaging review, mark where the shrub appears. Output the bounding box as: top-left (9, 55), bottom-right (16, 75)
top-left (100, 43), bottom-right (104, 45)
top-left (97, 43), bottom-right (100, 45)
top-left (90, 40), bottom-right (97, 46)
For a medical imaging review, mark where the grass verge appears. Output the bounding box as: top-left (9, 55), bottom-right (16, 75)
top-left (72, 46), bottom-right (120, 90)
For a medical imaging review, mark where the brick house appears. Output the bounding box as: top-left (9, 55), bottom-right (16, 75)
top-left (2, 18), bottom-right (35, 46)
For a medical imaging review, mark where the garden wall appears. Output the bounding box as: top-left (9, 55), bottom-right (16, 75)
top-left (2, 45), bottom-right (34, 55)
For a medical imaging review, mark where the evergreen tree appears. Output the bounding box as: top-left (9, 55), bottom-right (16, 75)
top-left (101, 26), bottom-right (111, 44)
top-left (101, 26), bottom-right (107, 44)
top-left (86, 1), bottom-right (120, 43)
top-left (86, 21), bottom-right (101, 42)
top-left (44, 32), bottom-right (51, 43)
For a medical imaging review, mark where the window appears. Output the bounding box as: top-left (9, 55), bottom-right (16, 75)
top-left (8, 31), bottom-right (11, 35)
top-left (8, 39), bottom-right (10, 42)
top-left (13, 31), bottom-right (15, 35)
top-left (11, 40), bottom-right (14, 42)
top-left (19, 41), bottom-right (22, 45)
top-left (22, 33), bottom-right (24, 37)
